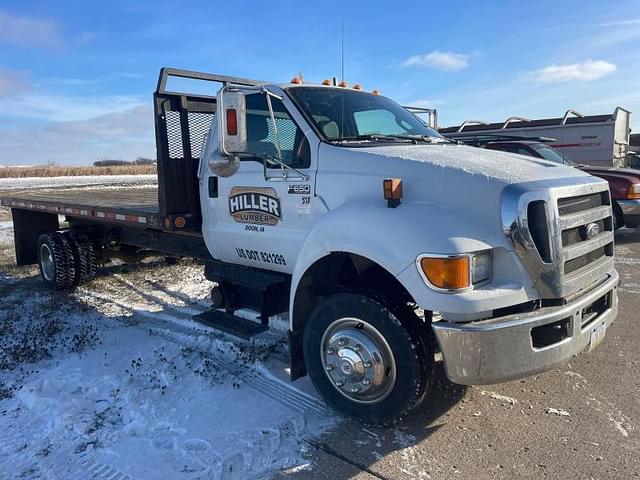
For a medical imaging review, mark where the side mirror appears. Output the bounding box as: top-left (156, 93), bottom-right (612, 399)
top-left (214, 88), bottom-right (247, 177)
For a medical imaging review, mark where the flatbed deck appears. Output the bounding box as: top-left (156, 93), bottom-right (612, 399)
top-left (1, 186), bottom-right (163, 229)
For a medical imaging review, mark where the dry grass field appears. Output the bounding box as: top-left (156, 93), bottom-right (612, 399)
top-left (0, 165), bottom-right (156, 178)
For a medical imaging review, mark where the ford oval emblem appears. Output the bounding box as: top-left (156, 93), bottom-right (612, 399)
top-left (585, 222), bottom-right (600, 239)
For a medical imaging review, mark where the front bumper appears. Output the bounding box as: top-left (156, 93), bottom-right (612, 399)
top-left (432, 270), bottom-right (618, 385)
top-left (617, 199), bottom-right (640, 227)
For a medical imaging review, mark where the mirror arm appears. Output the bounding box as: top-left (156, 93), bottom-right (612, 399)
top-left (263, 88), bottom-right (284, 162)
top-left (217, 85), bottom-right (232, 157)
top-left (258, 154), bottom-right (308, 181)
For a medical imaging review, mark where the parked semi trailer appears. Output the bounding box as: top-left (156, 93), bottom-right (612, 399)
top-left (440, 108), bottom-right (631, 168)
top-left (1, 68), bottom-right (619, 425)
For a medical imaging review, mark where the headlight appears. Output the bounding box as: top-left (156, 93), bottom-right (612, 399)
top-left (471, 251), bottom-right (492, 284)
top-left (627, 184), bottom-right (640, 200)
top-left (417, 250), bottom-right (492, 292)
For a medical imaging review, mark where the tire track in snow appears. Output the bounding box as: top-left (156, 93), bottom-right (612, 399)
top-left (0, 425), bottom-right (134, 480)
top-left (78, 285), bottom-right (330, 419)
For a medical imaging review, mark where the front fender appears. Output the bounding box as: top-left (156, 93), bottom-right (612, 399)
top-left (289, 200), bottom-right (535, 329)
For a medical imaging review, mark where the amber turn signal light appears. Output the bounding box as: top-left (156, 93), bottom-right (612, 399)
top-left (420, 256), bottom-right (470, 291)
top-left (627, 184), bottom-right (640, 200)
top-left (383, 178), bottom-right (402, 200)
top-left (383, 178), bottom-right (402, 208)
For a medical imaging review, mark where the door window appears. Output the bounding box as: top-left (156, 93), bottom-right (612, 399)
top-left (245, 93), bottom-right (310, 169)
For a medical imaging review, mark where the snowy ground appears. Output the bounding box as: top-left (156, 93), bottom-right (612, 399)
top-left (0, 186), bottom-right (338, 479)
top-left (2, 179), bottom-right (638, 479)
top-left (0, 175), bottom-right (157, 191)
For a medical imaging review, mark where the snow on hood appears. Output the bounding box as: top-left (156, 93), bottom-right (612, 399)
top-left (356, 144), bottom-right (589, 184)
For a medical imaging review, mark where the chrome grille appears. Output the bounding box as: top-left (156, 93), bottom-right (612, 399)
top-left (558, 190), bottom-right (613, 279)
top-left (557, 192), bottom-right (607, 215)
top-left (564, 246), bottom-right (607, 274)
top-left (502, 177), bottom-right (615, 299)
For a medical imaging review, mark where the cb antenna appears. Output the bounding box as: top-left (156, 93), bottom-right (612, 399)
top-left (341, 19), bottom-right (345, 81)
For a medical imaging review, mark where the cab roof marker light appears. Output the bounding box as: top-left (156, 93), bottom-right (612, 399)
top-left (353, 83), bottom-right (362, 90)
top-left (372, 89), bottom-right (380, 95)
top-left (290, 76), bottom-right (302, 84)
top-left (322, 79), bottom-right (332, 86)
top-left (338, 80), bottom-right (348, 88)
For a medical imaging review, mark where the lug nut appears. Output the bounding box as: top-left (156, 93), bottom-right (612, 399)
top-left (362, 378), bottom-right (371, 386)
top-left (354, 344), bottom-right (362, 352)
top-left (335, 380), bottom-right (344, 387)
top-left (364, 361), bottom-right (372, 368)
top-left (351, 386), bottom-right (360, 393)
top-left (337, 338), bottom-right (347, 347)
top-left (326, 364), bottom-right (334, 372)
top-left (326, 347), bottom-right (335, 355)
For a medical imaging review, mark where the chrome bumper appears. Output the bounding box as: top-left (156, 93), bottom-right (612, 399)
top-left (432, 270), bottom-right (619, 385)
top-left (617, 199), bottom-right (640, 227)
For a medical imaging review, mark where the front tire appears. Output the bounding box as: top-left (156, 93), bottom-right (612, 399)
top-left (303, 293), bottom-right (433, 426)
top-left (613, 202), bottom-right (624, 230)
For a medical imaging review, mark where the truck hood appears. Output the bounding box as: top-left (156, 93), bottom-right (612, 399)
top-left (579, 165), bottom-right (640, 185)
top-left (356, 143), bottom-right (590, 185)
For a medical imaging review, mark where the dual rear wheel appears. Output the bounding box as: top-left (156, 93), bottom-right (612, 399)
top-left (37, 231), bottom-right (96, 290)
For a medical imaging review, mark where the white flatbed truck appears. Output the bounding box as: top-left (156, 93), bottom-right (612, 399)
top-left (1, 68), bottom-right (619, 425)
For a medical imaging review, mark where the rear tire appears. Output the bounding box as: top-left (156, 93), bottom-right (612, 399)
top-left (65, 230), bottom-right (96, 285)
top-left (37, 232), bottom-right (76, 290)
top-left (303, 293), bottom-right (433, 426)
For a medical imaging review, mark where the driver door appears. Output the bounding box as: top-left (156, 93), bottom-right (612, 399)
top-left (201, 90), bottom-right (318, 274)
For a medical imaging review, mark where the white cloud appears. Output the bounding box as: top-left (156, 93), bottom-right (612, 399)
top-left (529, 59), bottom-right (616, 84)
top-left (0, 69), bottom-right (28, 96)
top-left (596, 18), bottom-right (640, 27)
top-left (2, 93), bottom-right (146, 122)
top-left (403, 51), bottom-right (470, 71)
top-left (0, 105), bottom-right (155, 165)
top-left (0, 10), bottom-right (64, 48)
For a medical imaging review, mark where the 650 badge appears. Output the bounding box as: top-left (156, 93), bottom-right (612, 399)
top-left (229, 186), bottom-right (282, 226)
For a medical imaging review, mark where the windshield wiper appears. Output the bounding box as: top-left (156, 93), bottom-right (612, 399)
top-left (333, 133), bottom-right (448, 145)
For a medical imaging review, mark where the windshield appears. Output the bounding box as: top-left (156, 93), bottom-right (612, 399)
top-left (532, 144), bottom-right (576, 166)
top-left (287, 87), bottom-right (443, 145)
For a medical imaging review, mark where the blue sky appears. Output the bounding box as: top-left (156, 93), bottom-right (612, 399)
top-left (1, 0), bottom-right (639, 165)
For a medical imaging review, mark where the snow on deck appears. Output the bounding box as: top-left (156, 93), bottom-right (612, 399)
top-left (0, 174), bottom-right (157, 191)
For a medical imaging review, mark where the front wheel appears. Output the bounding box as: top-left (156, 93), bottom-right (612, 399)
top-left (303, 293), bottom-right (433, 426)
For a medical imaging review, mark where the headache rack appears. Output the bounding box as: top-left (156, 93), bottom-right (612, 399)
top-left (154, 68), bottom-right (264, 231)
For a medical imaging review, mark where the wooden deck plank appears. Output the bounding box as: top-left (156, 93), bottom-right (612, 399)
top-left (1, 186), bottom-right (159, 215)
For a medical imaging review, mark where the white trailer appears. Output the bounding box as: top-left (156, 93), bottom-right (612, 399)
top-left (440, 107), bottom-right (631, 168)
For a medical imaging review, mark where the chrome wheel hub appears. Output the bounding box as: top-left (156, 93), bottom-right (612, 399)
top-left (321, 317), bottom-right (396, 404)
top-left (40, 243), bottom-right (54, 281)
